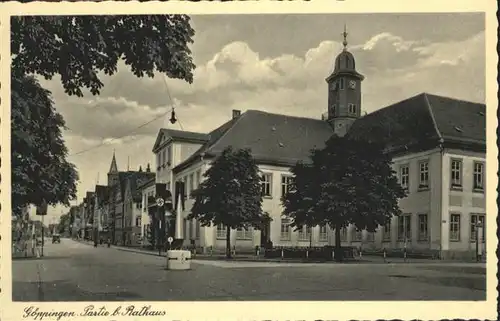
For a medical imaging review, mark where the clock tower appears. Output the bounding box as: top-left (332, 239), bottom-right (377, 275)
top-left (326, 25), bottom-right (365, 137)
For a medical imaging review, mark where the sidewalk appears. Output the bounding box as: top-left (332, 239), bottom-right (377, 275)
top-left (77, 240), bottom-right (486, 267)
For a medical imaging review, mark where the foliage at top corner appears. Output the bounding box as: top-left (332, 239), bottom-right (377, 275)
top-left (11, 15), bottom-right (197, 97)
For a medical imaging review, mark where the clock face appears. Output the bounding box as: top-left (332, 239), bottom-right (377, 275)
top-left (349, 80), bottom-right (356, 89)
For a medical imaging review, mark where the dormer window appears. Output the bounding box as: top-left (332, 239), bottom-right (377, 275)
top-left (339, 78), bottom-right (345, 90)
top-left (348, 103), bottom-right (357, 114)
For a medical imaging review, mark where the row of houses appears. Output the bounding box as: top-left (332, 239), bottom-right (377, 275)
top-left (68, 38), bottom-right (487, 259)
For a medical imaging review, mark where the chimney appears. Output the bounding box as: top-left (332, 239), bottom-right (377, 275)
top-left (232, 109), bottom-right (241, 119)
top-left (139, 166), bottom-right (143, 172)
top-left (146, 163), bottom-right (151, 172)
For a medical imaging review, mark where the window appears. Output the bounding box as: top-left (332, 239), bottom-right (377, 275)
top-left (383, 222), bottom-right (391, 241)
top-left (236, 227), bottom-right (253, 240)
top-left (348, 103), bottom-right (356, 114)
top-left (400, 165), bottom-right (409, 190)
top-left (183, 177), bottom-right (187, 199)
top-left (162, 149), bottom-right (167, 166)
top-left (183, 219), bottom-right (187, 239)
top-left (298, 225), bottom-right (311, 241)
top-left (159, 150), bottom-right (163, 167)
top-left (397, 214), bottom-right (412, 241)
top-left (156, 153), bottom-right (161, 170)
top-left (366, 231), bottom-right (375, 242)
top-left (339, 78), bottom-right (345, 90)
top-left (319, 225), bottom-right (328, 242)
top-left (195, 220), bottom-right (200, 239)
top-left (340, 227), bottom-right (347, 241)
top-left (281, 175), bottom-right (293, 198)
top-left (280, 217), bottom-right (291, 240)
top-left (135, 216), bottom-right (141, 227)
top-left (470, 214), bottom-right (485, 243)
top-left (451, 159), bottom-right (462, 188)
top-left (418, 214), bottom-right (428, 241)
top-left (216, 224), bottom-right (226, 239)
top-left (450, 214), bottom-right (461, 241)
top-left (261, 173), bottom-right (272, 197)
top-left (196, 170), bottom-right (202, 185)
top-left (473, 162), bottom-right (484, 191)
top-left (189, 173), bottom-right (195, 195)
top-left (354, 228), bottom-right (362, 241)
top-left (167, 145), bottom-right (172, 164)
top-left (419, 161), bottom-right (429, 188)
top-left (190, 220), bottom-right (196, 240)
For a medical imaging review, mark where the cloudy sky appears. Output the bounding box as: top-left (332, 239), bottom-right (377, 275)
top-left (34, 12), bottom-right (485, 222)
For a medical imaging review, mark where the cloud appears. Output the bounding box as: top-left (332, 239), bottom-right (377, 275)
top-left (41, 29), bottom-right (485, 219)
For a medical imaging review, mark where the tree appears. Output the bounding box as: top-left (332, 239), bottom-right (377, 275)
top-left (12, 75), bottom-right (79, 215)
top-left (282, 135), bottom-right (406, 261)
top-left (11, 15), bottom-right (195, 97)
top-left (58, 213), bottom-right (70, 234)
top-left (11, 15), bottom-right (196, 217)
top-left (188, 147), bottom-right (264, 258)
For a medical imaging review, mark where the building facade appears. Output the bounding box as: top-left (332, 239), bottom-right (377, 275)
top-left (139, 177), bottom-right (155, 247)
top-left (145, 31), bottom-right (486, 259)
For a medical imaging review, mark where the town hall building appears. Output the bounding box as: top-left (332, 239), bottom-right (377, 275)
top-left (137, 30), bottom-right (486, 259)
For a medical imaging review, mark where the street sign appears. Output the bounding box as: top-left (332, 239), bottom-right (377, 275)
top-left (156, 198), bottom-right (165, 207)
top-left (167, 236), bottom-right (173, 244)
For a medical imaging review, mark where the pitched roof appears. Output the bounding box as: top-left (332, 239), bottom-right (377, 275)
top-left (173, 93), bottom-right (485, 173)
top-left (94, 185), bottom-right (109, 205)
top-left (174, 110), bottom-right (334, 172)
top-left (137, 176), bottom-right (156, 190)
top-left (152, 128), bottom-right (209, 152)
top-left (347, 93), bottom-right (485, 152)
top-left (122, 171), bottom-right (156, 202)
top-left (425, 93), bottom-right (485, 145)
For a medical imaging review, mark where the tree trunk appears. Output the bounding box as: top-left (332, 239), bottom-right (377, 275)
top-left (226, 226), bottom-right (232, 259)
top-left (335, 223), bottom-right (343, 262)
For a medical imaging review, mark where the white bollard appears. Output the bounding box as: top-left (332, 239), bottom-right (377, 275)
top-left (166, 250), bottom-right (192, 270)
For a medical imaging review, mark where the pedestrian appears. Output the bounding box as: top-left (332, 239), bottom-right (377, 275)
top-left (107, 238), bottom-right (111, 248)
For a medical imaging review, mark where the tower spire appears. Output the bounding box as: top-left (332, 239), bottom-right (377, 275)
top-left (109, 150), bottom-right (118, 173)
top-left (342, 24), bottom-right (348, 50)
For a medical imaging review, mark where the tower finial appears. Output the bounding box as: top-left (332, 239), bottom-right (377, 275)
top-left (342, 24), bottom-right (348, 50)
top-left (109, 150), bottom-right (118, 173)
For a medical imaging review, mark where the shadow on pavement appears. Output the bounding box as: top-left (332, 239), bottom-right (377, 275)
top-left (415, 276), bottom-right (486, 291)
top-left (418, 265), bottom-right (486, 275)
top-left (14, 280), bottom-right (143, 301)
top-left (12, 256), bottom-right (73, 261)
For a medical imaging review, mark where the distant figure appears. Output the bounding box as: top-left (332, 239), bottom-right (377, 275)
top-left (107, 238), bottom-right (111, 248)
top-left (99, 238), bottom-right (103, 245)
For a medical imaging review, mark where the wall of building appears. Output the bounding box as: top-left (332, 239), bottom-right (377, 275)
top-left (140, 184), bottom-right (156, 246)
top-left (441, 148), bottom-right (486, 259)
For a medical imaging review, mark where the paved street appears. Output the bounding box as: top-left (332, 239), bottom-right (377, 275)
top-left (12, 238), bottom-right (486, 301)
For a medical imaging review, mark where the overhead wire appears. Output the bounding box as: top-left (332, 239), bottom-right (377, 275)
top-left (69, 74), bottom-right (183, 157)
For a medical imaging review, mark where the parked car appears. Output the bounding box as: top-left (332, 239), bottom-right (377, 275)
top-left (52, 234), bottom-right (61, 244)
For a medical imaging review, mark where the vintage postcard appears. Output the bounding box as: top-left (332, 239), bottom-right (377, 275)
top-left (0, 0), bottom-right (498, 320)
